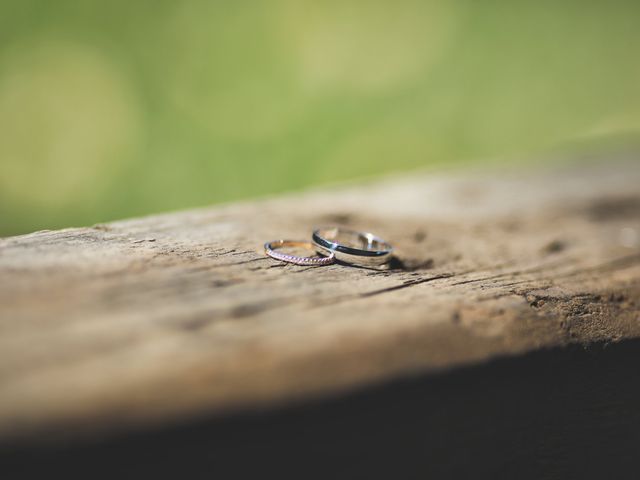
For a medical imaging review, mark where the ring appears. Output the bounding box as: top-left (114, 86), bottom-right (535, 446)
top-left (312, 227), bottom-right (393, 266)
top-left (264, 240), bottom-right (335, 266)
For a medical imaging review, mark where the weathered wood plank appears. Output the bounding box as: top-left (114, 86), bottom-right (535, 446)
top-left (0, 156), bottom-right (639, 443)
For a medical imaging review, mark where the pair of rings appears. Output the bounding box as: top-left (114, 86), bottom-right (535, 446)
top-left (264, 227), bottom-right (393, 267)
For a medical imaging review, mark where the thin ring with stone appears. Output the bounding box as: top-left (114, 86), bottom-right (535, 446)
top-left (264, 240), bottom-right (335, 266)
top-left (312, 226), bottom-right (393, 266)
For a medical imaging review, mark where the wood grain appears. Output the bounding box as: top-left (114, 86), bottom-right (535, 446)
top-left (1, 156), bottom-right (639, 443)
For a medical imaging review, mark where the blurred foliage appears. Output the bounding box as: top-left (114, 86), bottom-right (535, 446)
top-left (0, 0), bottom-right (639, 236)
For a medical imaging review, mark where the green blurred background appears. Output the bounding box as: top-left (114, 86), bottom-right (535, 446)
top-left (1, 0), bottom-right (639, 236)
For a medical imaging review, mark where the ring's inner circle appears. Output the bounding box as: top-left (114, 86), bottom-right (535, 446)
top-left (271, 241), bottom-right (331, 258)
top-left (317, 228), bottom-right (390, 252)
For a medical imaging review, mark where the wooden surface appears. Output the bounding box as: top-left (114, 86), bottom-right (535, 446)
top-left (1, 156), bottom-right (639, 444)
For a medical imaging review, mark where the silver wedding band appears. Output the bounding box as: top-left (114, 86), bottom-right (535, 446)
top-left (312, 227), bottom-right (393, 266)
top-left (264, 240), bottom-right (335, 266)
